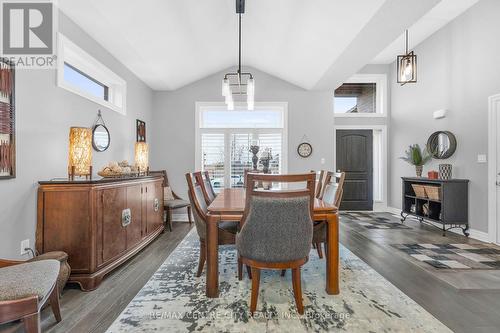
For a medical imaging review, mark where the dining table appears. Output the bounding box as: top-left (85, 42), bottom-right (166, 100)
top-left (205, 188), bottom-right (339, 298)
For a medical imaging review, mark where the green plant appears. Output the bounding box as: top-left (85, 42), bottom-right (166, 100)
top-left (400, 144), bottom-right (432, 166)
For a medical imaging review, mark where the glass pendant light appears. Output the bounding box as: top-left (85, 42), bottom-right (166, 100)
top-left (397, 30), bottom-right (417, 85)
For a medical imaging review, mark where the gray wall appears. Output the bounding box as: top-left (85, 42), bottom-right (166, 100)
top-left (389, 0), bottom-right (500, 233)
top-left (0, 13), bottom-right (154, 259)
top-left (151, 67), bottom-right (333, 198)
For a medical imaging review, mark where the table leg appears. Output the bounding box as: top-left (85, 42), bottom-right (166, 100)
top-left (206, 214), bottom-right (220, 298)
top-left (325, 212), bottom-right (339, 294)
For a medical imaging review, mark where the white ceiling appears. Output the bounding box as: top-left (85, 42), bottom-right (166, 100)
top-left (371, 0), bottom-right (479, 64)
top-left (58, 0), bottom-right (478, 91)
top-left (59, 0), bottom-right (387, 90)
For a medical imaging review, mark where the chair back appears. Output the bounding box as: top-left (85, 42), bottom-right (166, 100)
top-left (198, 171), bottom-right (216, 204)
top-left (321, 171), bottom-right (346, 207)
top-left (237, 173), bottom-right (315, 263)
top-left (185, 172), bottom-right (208, 239)
top-left (313, 170), bottom-right (328, 199)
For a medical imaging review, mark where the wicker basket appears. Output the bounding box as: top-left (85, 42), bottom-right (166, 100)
top-left (425, 185), bottom-right (441, 201)
top-left (411, 184), bottom-right (427, 198)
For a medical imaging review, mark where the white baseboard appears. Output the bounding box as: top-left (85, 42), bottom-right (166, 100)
top-left (386, 206), bottom-right (490, 243)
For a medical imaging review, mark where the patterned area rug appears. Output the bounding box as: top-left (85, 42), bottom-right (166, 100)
top-left (341, 212), bottom-right (411, 230)
top-left (392, 243), bottom-right (500, 270)
top-left (107, 229), bottom-right (450, 332)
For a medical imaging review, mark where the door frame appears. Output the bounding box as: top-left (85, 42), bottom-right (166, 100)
top-left (333, 125), bottom-right (387, 211)
top-left (487, 93), bottom-right (500, 244)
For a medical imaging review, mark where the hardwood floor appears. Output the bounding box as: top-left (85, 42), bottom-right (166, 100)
top-left (0, 222), bottom-right (193, 333)
top-left (340, 213), bottom-right (500, 333)
top-left (2, 214), bottom-right (500, 333)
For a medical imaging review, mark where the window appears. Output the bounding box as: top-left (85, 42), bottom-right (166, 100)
top-left (196, 103), bottom-right (288, 191)
top-left (57, 33), bottom-right (126, 114)
top-left (334, 74), bottom-right (387, 117)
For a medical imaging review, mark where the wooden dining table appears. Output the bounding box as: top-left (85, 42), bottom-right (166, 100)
top-left (205, 188), bottom-right (339, 298)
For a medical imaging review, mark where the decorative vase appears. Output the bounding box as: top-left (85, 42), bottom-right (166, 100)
top-left (415, 165), bottom-right (423, 177)
top-left (439, 164), bottom-right (452, 180)
top-left (249, 145), bottom-right (260, 171)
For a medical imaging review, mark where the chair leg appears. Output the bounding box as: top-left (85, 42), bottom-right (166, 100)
top-left (250, 267), bottom-right (261, 315)
top-left (167, 208), bottom-right (173, 232)
top-left (316, 242), bottom-right (323, 259)
top-left (291, 267), bottom-right (304, 314)
top-left (23, 313), bottom-right (40, 333)
top-left (187, 206), bottom-right (193, 224)
top-left (196, 240), bottom-right (206, 277)
top-left (246, 265), bottom-right (252, 279)
top-left (281, 269), bottom-right (286, 277)
top-left (238, 257), bottom-right (243, 281)
top-left (49, 283), bottom-right (62, 322)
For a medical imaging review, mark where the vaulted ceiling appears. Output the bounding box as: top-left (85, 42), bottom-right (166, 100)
top-left (59, 0), bottom-right (478, 91)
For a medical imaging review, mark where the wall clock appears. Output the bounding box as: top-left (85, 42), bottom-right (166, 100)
top-left (297, 142), bottom-right (312, 158)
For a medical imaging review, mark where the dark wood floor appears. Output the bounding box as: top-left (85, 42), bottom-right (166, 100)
top-left (0, 222), bottom-right (193, 333)
top-left (3, 215), bottom-right (500, 333)
top-left (340, 214), bottom-right (500, 333)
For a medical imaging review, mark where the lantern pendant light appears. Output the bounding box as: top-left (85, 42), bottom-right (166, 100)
top-left (397, 30), bottom-right (417, 85)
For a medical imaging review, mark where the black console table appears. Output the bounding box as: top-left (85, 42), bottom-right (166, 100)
top-left (401, 177), bottom-right (469, 236)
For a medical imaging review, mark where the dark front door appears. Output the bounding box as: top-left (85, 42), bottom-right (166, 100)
top-left (336, 129), bottom-right (373, 210)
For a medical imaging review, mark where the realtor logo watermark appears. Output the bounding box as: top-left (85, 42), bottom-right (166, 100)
top-left (1, 0), bottom-right (57, 68)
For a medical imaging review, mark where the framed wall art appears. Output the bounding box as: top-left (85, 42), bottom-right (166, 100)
top-left (136, 119), bottom-right (146, 142)
top-left (0, 58), bottom-right (15, 179)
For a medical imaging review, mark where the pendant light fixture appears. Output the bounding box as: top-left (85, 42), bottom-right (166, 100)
top-left (397, 30), bottom-right (417, 85)
top-left (222, 0), bottom-right (255, 110)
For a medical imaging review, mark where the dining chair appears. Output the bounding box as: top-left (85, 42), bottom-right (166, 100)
top-left (150, 170), bottom-right (192, 231)
top-left (185, 172), bottom-right (241, 277)
top-left (313, 171), bottom-right (345, 258)
top-left (312, 170), bottom-right (327, 199)
top-left (197, 171), bottom-right (216, 205)
top-left (237, 173), bottom-right (315, 315)
top-left (0, 259), bottom-right (62, 333)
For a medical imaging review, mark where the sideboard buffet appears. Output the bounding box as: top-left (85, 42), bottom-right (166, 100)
top-left (36, 175), bottom-right (164, 291)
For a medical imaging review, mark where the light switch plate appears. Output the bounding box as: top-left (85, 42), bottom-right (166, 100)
top-left (477, 154), bottom-right (487, 163)
top-left (320, 158), bottom-right (325, 165)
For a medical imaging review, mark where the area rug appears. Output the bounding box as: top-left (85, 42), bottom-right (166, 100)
top-left (392, 243), bottom-right (500, 270)
top-left (342, 212), bottom-right (411, 230)
top-left (106, 229), bottom-right (450, 333)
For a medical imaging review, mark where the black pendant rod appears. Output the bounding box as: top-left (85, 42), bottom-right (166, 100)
top-left (238, 13), bottom-right (242, 80)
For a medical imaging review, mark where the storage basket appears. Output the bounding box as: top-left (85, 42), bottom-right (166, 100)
top-left (411, 184), bottom-right (427, 198)
top-left (425, 186), bottom-right (441, 201)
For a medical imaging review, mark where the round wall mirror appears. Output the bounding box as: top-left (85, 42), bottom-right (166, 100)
top-left (92, 124), bottom-right (110, 152)
top-left (427, 131), bottom-right (456, 159)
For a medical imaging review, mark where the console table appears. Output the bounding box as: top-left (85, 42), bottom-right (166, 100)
top-left (36, 175), bottom-right (164, 290)
top-left (401, 177), bottom-right (469, 236)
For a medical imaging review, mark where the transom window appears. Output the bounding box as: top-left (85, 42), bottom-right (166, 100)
top-left (196, 103), bottom-right (288, 190)
top-left (333, 74), bottom-right (387, 117)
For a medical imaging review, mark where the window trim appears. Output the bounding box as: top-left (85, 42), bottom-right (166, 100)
top-left (334, 74), bottom-right (387, 118)
top-left (195, 102), bottom-right (288, 188)
top-left (57, 33), bottom-right (127, 115)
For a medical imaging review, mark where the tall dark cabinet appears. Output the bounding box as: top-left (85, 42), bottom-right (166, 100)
top-left (401, 177), bottom-right (469, 236)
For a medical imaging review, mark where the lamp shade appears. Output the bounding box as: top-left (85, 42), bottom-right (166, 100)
top-left (68, 127), bottom-right (92, 176)
top-left (135, 142), bottom-right (149, 172)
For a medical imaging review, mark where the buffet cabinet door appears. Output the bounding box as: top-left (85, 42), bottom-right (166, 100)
top-left (126, 184), bottom-right (143, 248)
top-left (97, 187), bottom-right (127, 265)
top-left (146, 181), bottom-right (164, 234)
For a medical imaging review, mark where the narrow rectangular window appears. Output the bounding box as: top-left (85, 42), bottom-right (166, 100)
top-left (63, 62), bottom-right (109, 101)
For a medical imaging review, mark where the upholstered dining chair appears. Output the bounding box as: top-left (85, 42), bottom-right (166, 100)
top-left (237, 173), bottom-right (315, 315)
top-left (150, 170), bottom-right (192, 231)
top-left (0, 259), bottom-right (62, 333)
top-left (185, 172), bottom-right (241, 277)
top-left (313, 171), bottom-right (345, 258)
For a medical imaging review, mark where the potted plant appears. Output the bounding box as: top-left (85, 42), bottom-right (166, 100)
top-left (400, 144), bottom-right (432, 177)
